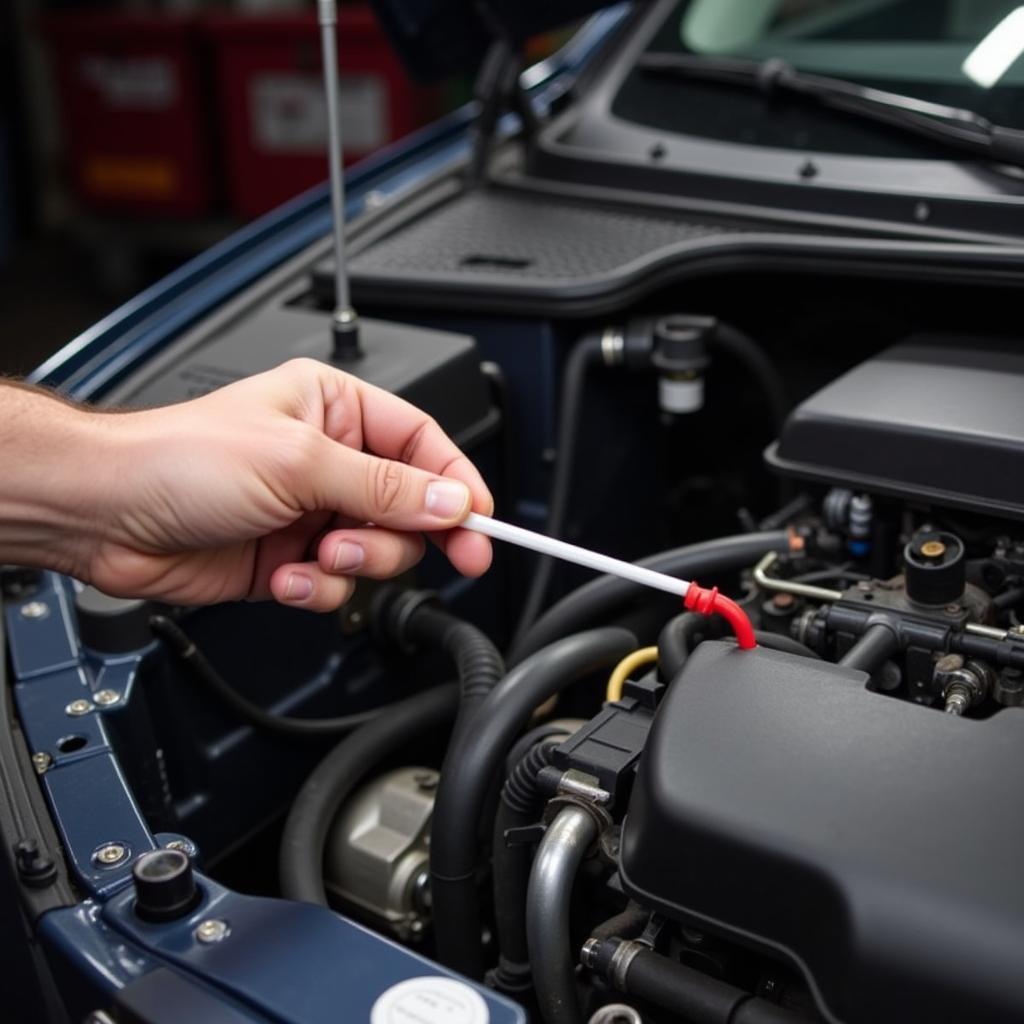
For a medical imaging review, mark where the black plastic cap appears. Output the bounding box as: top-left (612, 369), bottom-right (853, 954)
top-left (650, 315), bottom-right (712, 373)
top-left (132, 849), bottom-right (198, 922)
top-left (904, 531), bottom-right (965, 607)
top-left (331, 319), bottom-right (363, 363)
top-left (75, 588), bottom-right (152, 654)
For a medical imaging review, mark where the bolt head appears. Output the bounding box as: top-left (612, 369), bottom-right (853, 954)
top-left (94, 843), bottom-right (129, 867)
top-left (1011, 624), bottom-right (1024, 637)
top-left (93, 689), bottom-right (121, 707)
top-left (66, 699), bottom-right (94, 717)
top-left (31, 752), bottom-right (52, 774)
top-left (195, 918), bottom-right (230, 944)
top-left (164, 838), bottom-right (196, 858)
top-left (20, 601), bottom-right (49, 620)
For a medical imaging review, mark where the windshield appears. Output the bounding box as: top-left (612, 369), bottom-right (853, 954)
top-left (614, 0), bottom-right (1024, 159)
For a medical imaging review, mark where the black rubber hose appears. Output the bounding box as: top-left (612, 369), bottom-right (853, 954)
top-left (994, 585), bottom-right (1024, 611)
top-left (591, 902), bottom-right (650, 942)
top-left (589, 940), bottom-right (802, 1024)
top-left (151, 615), bottom-right (384, 737)
top-left (657, 612), bottom-right (708, 681)
top-left (492, 739), bottom-right (561, 995)
top-left (394, 596), bottom-right (505, 743)
top-left (512, 531), bottom-right (790, 666)
top-left (278, 682), bottom-right (459, 905)
top-left (659, 613), bottom-right (821, 682)
top-left (512, 334), bottom-right (605, 648)
top-left (711, 323), bottom-right (790, 437)
top-left (839, 621), bottom-right (900, 673)
top-left (754, 631), bottom-right (821, 659)
top-left (431, 627), bottom-right (637, 979)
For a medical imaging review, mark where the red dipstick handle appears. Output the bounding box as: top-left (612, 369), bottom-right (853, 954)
top-left (683, 583), bottom-right (757, 650)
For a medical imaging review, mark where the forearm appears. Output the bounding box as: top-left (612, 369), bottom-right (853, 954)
top-left (0, 382), bottom-right (114, 578)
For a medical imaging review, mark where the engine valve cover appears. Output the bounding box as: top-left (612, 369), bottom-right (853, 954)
top-left (620, 641), bottom-right (1024, 1024)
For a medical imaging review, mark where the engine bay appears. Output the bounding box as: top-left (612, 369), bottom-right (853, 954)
top-left (7, 289), bottom-right (1024, 1023)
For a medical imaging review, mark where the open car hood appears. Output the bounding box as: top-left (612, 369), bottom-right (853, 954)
top-left (368, 0), bottom-right (624, 79)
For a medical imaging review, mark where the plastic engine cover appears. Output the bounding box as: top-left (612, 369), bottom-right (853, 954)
top-left (764, 336), bottom-right (1024, 520)
top-left (619, 641), bottom-right (1024, 1024)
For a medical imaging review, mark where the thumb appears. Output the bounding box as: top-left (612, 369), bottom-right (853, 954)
top-left (317, 440), bottom-right (472, 529)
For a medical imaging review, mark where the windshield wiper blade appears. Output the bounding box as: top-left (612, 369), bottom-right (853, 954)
top-left (637, 52), bottom-right (1024, 171)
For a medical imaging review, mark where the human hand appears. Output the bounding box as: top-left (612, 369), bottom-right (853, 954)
top-left (0, 360), bottom-right (493, 610)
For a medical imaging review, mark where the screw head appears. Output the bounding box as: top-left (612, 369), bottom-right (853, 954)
top-left (164, 838), bottom-right (196, 858)
top-left (20, 601), bottom-right (49, 620)
top-left (31, 752), bottom-right (52, 774)
top-left (93, 843), bottom-right (129, 867)
top-left (1011, 624), bottom-right (1024, 637)
top-left (93, 689), bottom-right (121, 707)
top-left (195, 918), bottom-right (230, 944)
top-left (66, 699), bottom-right (94, 717)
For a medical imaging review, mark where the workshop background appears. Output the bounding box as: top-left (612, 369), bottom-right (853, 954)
top-left (0, 0), bottom-right (567, 378)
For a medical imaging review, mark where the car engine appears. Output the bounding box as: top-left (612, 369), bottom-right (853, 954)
top-left (6, 316), bottom-right (1024, 1024)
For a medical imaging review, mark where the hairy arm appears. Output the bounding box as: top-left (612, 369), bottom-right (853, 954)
top-left (0, 362), bottom-right (493, 610)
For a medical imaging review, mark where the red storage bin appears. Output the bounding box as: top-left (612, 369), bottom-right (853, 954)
top-left (204, 9), bottom-right (434, 220)
top-left (41, 14), bottom-right (215, 218)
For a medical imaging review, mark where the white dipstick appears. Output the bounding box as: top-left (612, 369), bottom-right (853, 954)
top-left (462, 512), bottom-right (691, 600)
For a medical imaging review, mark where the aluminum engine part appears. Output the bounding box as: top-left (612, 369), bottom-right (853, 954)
top-left (325, 766), bottom-right (436, 940)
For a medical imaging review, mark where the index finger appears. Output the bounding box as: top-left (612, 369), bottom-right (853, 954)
top-left (326, 367), bottom-right (494, 515)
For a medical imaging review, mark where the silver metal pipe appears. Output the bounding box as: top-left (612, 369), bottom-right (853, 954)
top-left (527, 805), bottom-right (600, 1024)
top-left (964, 621), bottom-right (1013, 641)
top-left (752, 551), bottom-right (844, 603)
top-left (318, 0), bottom-right (356, 325)
top-left (753, 554), bottom-right (1022, 645)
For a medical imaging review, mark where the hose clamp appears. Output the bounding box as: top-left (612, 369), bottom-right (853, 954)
top-left (555, 768), bottom-right (611, 806)
top-left (609, 939), bottom-right (645, 993)
top-left (600, 327), bottom-right (625, 367)
top-left (542, 793), bottom-right (613, 844)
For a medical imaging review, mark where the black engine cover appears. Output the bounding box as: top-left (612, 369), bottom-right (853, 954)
top-left (620, 641), bottom-right (1024, 1024)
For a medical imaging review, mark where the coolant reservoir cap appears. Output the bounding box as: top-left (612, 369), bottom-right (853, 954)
top-left (371, 976), bottom-right (488, 1024)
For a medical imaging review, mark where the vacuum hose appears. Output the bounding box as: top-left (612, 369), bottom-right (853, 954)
top-left (431, 627), bottom-right (637, 979)
top-left (280, 595), bottom-right (504, 905)
top-left (375, 589), bottom-right (505, 745)
top-left (492, 739), bottom-right (561, 995)
top-left (583, 938), bottom-right (802, 1024)
top-left (513, 334), bottom-right (604, 646)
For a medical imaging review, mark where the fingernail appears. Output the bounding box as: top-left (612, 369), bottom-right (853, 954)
top-left (332, 540), bottom-right (364, 572)
top-left (285, 573), bottom-right (314, 601)
top-left (425, 479), bottom-right (469, 519)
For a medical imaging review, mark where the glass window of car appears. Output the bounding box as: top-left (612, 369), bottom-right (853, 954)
top-left (613, 0), bottom-right (1024, 159)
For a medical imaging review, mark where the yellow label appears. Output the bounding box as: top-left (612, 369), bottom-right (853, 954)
top-left (82, 156), bottom-right (178, 201)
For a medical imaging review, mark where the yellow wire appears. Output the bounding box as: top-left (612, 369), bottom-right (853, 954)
top-left (606, 646), bottom-right (659, 703)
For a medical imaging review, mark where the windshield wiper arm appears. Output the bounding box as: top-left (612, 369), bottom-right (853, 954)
top-left (637, 52), bottom-right (1024, 170)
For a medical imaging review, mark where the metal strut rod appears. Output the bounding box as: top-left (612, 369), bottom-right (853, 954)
top-left (318, 0), bottom-right (361, 358)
